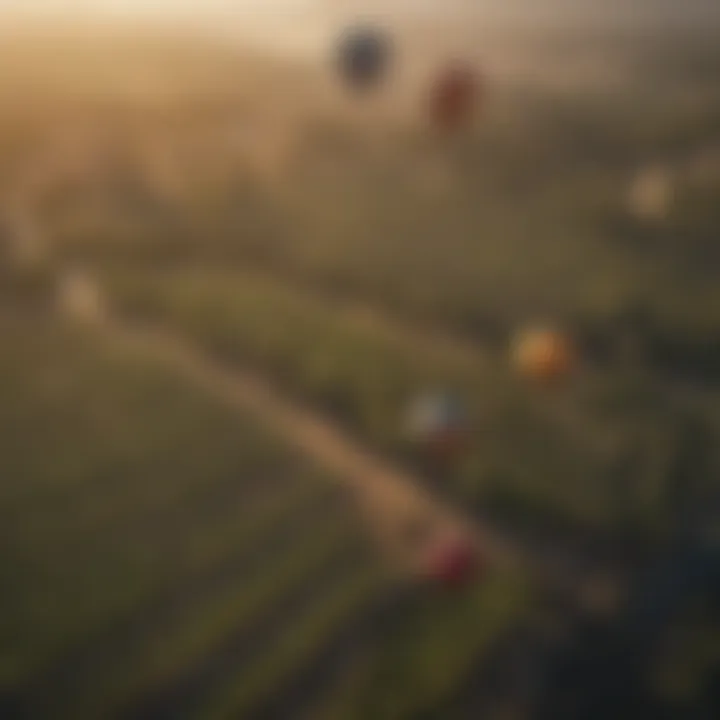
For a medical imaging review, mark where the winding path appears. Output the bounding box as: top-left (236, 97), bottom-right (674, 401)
top-left (96, 317), bottom-right (518, 577)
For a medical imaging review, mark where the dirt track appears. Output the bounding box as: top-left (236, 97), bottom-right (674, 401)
top-left (96, 318), bottom-right (517, 576)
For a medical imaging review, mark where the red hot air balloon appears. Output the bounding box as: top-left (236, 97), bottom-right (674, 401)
top-left (428, 63), bottom-right (480, 132)
top-left (424, 533), bottom-right (480, 589)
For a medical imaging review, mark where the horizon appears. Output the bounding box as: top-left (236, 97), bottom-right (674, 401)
top-left (3, 1), bottom-right (720, 24)
top-left (0, 2), bottom-right (718, 68)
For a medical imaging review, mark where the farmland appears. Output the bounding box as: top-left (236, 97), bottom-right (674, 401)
top-left (0, 308), bottom-right (531, 719)
top-left (1, 17), bottom-right (719, 719)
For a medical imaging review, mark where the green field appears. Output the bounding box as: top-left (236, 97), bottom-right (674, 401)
top-left (0, 311), bottom-right (529, 719)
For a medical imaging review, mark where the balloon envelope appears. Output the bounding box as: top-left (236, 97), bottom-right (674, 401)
top-left (512, 328), bottom-right (575, 384)
top-left (425, 535), bottom-right (478, 588)
top-left (407, 394), bottom-right (466, 440)
top-left (428, 64), bottom-right (480, 131)
top-left (406, 393), bottom-right (469, 462)
top-left (336, 26), bottom-right (392, 92)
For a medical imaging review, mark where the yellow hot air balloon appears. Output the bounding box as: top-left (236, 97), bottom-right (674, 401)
top-left (512, 327), bottom-right (575, 384)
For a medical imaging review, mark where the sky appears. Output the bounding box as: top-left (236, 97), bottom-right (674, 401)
top-left (2, 1), bottom-right (718, 38)
top-left (2, 0), bottom-right (316, 15)
top-left (0, 1), bottom-right (336, 53)
top-left (2, 0), bottom-right (717, 19)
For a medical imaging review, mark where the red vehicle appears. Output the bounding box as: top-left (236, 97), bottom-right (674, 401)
top-left (428, 64), bottom-right (481, 132)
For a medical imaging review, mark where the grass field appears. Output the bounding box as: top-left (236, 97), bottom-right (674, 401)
top-left (0, 310), bottom-right (530, 719)
top-left (1, 18), bottom-right (718, 719)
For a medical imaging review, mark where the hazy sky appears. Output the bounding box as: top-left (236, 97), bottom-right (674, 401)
top-left (1, 0), bottom-right (317, 14)
top-left (2, 1), bottom-right (718, 32)
top-left (2, 1), bottom-right (718, 17)
top-left (1, 2), bottom-right (717, 68)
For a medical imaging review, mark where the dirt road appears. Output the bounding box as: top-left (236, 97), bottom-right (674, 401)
top-left (96, 318), bottom-right (517, 576)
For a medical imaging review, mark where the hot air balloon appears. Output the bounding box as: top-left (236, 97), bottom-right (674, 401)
top-left (626, 164), bottom-right (674, 223)
top-left (427, 63), bottom-right (480, 132)
top-left (336, 25), bottom-right (392, 93)
top-left (406, 392), bottom-right (469, 460)
top-left (423, 532), bottom-right (479, 588)
top-left (512, 327), bottom-right (575, 385)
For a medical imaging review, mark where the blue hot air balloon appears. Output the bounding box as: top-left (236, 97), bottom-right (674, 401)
top-left (336, 25), bottom-right (392, 92)
top-left (406, 392), bottom-right (469, 459)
